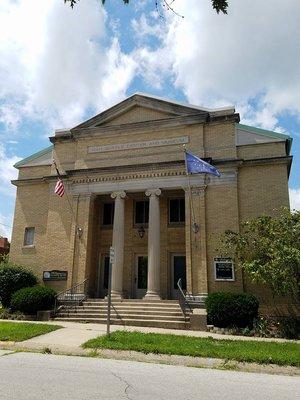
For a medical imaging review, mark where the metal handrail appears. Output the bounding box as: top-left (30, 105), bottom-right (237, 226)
top-left (54, 277), bottom-right (89, 315)
top-left (177, 278), bottom-right (192, 322)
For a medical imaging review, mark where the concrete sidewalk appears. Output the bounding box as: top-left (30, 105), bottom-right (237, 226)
top-left (1, 319), bottom-right (299, 376)
top-left (1, 319), bottom-right (298, 352)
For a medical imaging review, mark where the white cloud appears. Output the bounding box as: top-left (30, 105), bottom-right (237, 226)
top-left (289, 188), bottom-right (300, 211)
top-left (0, 213), bottom-right (13, 240)
top-left (0, 0), bottom-right (137, 132)
top-left (134, 0), bottom-right (300, 131)
top-left (0, 143), bottom-right (20, 198)
top-left (0, 142), bottom-right (19, 240)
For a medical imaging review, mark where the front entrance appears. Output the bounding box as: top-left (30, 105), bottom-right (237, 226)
top-left (134, 255), bottom-right (148, 298)
top-left (97, 254), bottom-right (109, 298)
top-left (171, 253), bottom-right (186, 299)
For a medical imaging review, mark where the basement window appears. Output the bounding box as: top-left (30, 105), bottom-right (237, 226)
top-left (23, 227), bottom-right (35, 246)
top-left (214, 257), bottom-right (235, 281)
top-left (102, 202), bottom-right (114, 226)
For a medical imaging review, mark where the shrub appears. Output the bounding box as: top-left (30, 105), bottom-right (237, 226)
top-left (0, 256), bottom-right (38, 307)
top-left (206, 292), bottom-right (259, 328)
top-left (11, 286), bottom-right (56, 315)
top-left (278, 317), bottom-right (300, 340)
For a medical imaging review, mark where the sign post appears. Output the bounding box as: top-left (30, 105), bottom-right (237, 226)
top-left (107, 246), bottom-right (114, 336)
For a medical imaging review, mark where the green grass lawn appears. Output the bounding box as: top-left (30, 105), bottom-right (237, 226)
top-left (83, 331), bottom-right (300, 367)
top-left (0, 321), bottom-right (61, 342)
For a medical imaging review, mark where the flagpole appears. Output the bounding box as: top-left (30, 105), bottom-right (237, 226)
top-left (53, 160), bottom-right (78, 225)
top-left (183, 145), bottom-right (198, 234)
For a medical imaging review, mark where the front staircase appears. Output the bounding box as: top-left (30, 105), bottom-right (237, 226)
top-left (55, 298), bottom-right (190, 330)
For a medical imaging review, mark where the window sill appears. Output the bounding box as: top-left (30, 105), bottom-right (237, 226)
top-left (168, 223), bottom-right (185, 228)
top-left (22, 245), bottom-right (35, 249)
top-left (215, 278), bottom-right (235, 282)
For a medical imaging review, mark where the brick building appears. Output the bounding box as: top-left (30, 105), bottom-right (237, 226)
top-left (9, 93), bottom-right (292, 305)
top-left (0, 237), bottom-right (10, 256)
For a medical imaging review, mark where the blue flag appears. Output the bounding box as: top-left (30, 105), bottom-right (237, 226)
top-left (185, 151), bottom-right (221, 177)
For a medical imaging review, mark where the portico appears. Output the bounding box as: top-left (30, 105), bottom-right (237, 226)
top-left (76, 185), bottom-right (192, 301)
top-left (66, 156), bottom-right (215, 300)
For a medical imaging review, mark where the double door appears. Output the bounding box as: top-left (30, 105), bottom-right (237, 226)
top-left (134, 253), bottom-right (186, 299)
top-left (97, 253), bottom-right (186, 299)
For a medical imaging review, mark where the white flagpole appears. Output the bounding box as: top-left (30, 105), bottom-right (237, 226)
top-left (52, 159), bottom-right (78, 223)
top-left (183, 145), bottom-right (198, 234)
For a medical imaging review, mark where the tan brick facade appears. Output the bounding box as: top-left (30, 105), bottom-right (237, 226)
top-left (10, 94), bottom-right (292, 305)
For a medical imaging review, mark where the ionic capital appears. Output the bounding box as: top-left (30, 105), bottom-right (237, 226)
top-left (111, 191), bottom-right (126, 200)
top-left (184, 185), bottom-right (207, 197)
top-left (145, 188), bottom-right (161, 197)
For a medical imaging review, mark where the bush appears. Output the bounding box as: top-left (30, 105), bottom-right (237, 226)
top-left (206, 292), bottom-right (259, 328)
top-left (0, 256), bottom-right (38, 307)
top-left (278, 317), bottom-right (300, 340)
top-left (11, 286), bottom-right (56, 315)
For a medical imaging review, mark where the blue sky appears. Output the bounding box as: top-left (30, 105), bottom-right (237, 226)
top-left (0, 0), bottom-right (299, 238)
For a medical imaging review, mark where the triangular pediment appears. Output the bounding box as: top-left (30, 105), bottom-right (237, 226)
top-left (72, 93), bottom-right (208, 130)
top-left (14, 145), bottom-right (53, 168)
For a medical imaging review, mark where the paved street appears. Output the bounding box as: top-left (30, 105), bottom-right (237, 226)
top-left (0, 352), bottom-right (298, 400)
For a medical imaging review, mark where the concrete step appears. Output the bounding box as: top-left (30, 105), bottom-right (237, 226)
top-left (56, 312), bottom-right (187, 322)
top-left (55, 317), bottom-right (189, 330)
top-left (62, 309), bottom-right (184, 316)
top-left (82, 302), bottom-right (180, 308)
top-left (86, 299), bottom-right (178, 304)
top-left (76, 306), bottom-right (182, 313)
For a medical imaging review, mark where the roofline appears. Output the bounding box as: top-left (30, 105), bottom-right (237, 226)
top-left (133, 92), bottom-right (235, 114)
top-left (69, 93), bottom-right (236, 131)
top-left (14, 145), bottom-right (53, 168)
top-left (236, 123), bottom-right (293, 154)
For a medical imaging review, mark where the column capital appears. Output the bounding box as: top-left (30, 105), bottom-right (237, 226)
top-left (111, 190), bottom-right (126, 200)
top-left (145, 188), bottom-right (161, 197)
top-left (184, 185), bottom-right (207, 197)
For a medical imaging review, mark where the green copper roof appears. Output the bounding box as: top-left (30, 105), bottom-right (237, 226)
top-left (236, 123), bottom-right (292, 154)
top-left (237, 123), bottom-right (291, 140)
top-left (14, 145), bottom-right (53, 168)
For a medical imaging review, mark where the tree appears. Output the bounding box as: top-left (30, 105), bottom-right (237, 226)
top-left (218, 208), bottom-right (300, 299)
top-left (64, 0), bottom-right (229, 15)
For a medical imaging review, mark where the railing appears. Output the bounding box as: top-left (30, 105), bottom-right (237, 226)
top-left (54, 277), bottom-right (89, 315)
top-left (177, 278), bottom-right (192, 322)
top-left (177, 279), bottom-right (206, 322)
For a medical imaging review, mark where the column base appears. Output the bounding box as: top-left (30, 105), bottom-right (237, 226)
top-left (109, 290), bottom-right (123, 300)
top-left (143, 292), bottom-right (161, 301)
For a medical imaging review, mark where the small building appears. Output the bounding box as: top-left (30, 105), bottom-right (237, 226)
top-left (0, 237), bottom-right (10, 256)
top-left (9, 93), bottom-right (292, 305)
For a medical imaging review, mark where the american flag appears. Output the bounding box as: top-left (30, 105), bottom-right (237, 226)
top-left (54, 178), bottom-right (65, 197)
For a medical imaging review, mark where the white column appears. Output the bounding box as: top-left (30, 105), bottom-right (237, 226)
top-left (144, 188), bottom-right (161, 300)
top-left (110, 191), bottom-right (126, 298)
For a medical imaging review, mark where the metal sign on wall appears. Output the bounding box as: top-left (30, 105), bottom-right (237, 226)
top-left (43, 270), bottom-right (68, 281)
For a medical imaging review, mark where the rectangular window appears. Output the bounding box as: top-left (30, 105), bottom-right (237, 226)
top-left (24, 227), bottom-right (35, 246)
top-left (135, 200), bottom-right (149, 225)
top-left (102, 203), bottom-right (114, 226)
top-left (214, 257), bottom-right (235, 281)
top-left (169, 198), bottom-right (185, 223)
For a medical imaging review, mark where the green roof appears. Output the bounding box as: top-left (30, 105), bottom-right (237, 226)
top-left (14, 145), bottom-right (53, 168)
top-left (236, 123), bottom-right (292, 154)
top-left (237, 123), bottom-right (291, 140)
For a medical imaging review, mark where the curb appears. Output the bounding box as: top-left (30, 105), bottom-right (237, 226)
top-left (1, 342), bottom-right (299, 376)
